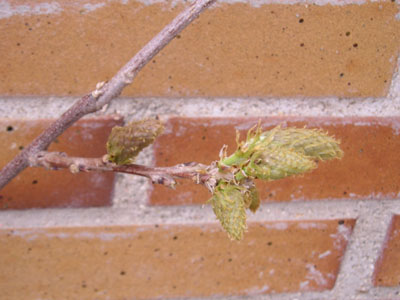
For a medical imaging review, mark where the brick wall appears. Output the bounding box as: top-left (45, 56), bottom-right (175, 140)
top-left (0, 0), bottom-right (399, 299)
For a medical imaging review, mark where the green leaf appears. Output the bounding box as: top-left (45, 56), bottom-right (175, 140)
top-left (264, 127), bottom-right (344, 160)
top-left (212, 124), bottom-right (343, 240)
top-left (243, 146), bottom-right (316, 181)
top-left (221, 125), bottom-right (343, 181)
top-left (210, 181), bottom-right (247, 241)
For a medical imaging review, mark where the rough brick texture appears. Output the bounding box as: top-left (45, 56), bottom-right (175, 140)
top-left (0, 219), bottom-right (355, 299)
top-left (152, 116), bottom-right (400, 205)
top-left (0, 116), bottom-right (122, 210)
top-left (374, 215), bottom-right (400, 287)
top-left (0, 0), bottom-right (399, 97)
top-left (0, 0), bottom-right (400, 298)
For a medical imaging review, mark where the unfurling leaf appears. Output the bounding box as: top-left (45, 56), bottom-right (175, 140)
top-left (221, 125), bottom-right (343, 181)
top-left (210, 181), bottom-right (247, 241)
top-left (264, 127), bottom-right (344, 160)
top-left (106, 119), bottom-right (163, 165)
top-left (243, 147), bottom-right (316, 181)
top-left (210, 124), bottom-right (343, 241)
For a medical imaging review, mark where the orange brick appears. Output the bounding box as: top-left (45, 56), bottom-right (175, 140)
top-left (0, 219), bottom-right (355, 298)
top-left (0, 116), bottom-right (122, 209)
top-left (0, 1), bottom-right (399, 97)
top-left (374, 215), bottom-right (400, 287)
top-left (151, 117), bottom-right (400, 205)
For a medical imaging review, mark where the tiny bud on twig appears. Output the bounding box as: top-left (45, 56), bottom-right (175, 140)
top-left (106, 119), bottom-right (164, 165)
top-left (123, 72), bottom-right (134, 84)
top-left (69, 164), bottom-right (80, 174)
top-left (91, 81), bottom-right (106, 98)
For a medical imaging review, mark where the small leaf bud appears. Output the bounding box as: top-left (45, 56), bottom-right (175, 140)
top-left (106, 119), bottom-right (163, 165)
top-left (210, 181), bottom-right (247, 241)
top-left (69, 164), bottom-right (80, 174)
top-left (243, 184), bottom-right (260, 213)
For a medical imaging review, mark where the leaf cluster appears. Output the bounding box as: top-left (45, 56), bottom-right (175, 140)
top-left (105, 120), bottom-right (343, 241)
top-left (211, 125), bottom-right (343, 240)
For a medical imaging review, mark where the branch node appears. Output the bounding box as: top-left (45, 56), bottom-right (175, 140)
top-left (151, 175), bottom-right (176, 189)
top-left (69, 164), bottom-right (80, 174)
top-left (123, 72), bottom-right (134, 84)
top-left (91, 90), bottom-right (103, 99)
top-left (102, 154), bottom-right (110, 163)
top-left (91, 81), bottom-right (106, 99)
top-left (180, 162), bottom-right (197, 167)
top-left (96, 81), bottom-right (106, 90)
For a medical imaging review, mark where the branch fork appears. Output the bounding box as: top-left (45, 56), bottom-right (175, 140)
top-left (0, 0), bottom-right (217, 190)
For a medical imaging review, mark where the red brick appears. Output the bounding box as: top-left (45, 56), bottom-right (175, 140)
top-left (0, 1), bottom-right (399, 97)
top-left (374, 215), bottom-right (400, 287)
top-left (151, 117), bottom-right (400, 205)
top-left (0, 219), bottom-right (355, 298)
top-left (0, 116), bottom-right (122, 209)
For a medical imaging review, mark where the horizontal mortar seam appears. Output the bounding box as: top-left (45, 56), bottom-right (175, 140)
top-left (1, 198), bottom-right (399, 229)
top-left (0, 96), bottom-right (399, 120)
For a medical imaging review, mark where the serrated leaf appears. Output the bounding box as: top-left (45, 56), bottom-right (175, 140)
top-left (264, 127), bottom-right (343, 160)
top-left (244, 146), bottom-right (316, 181)
top-left (210, 181), bottom-right (247, 241)
top-left (106, 119), bottom-right (163, 165)
top-left (222, 125), bottom-right (343, 183)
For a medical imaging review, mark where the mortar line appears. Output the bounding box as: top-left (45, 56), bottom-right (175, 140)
top-left (1, 198), bottom-right (399, 229)
top-left (331, 202), bottom-right (394, 299)
top-left (0, 96), bottom-right (399, 120)
top-left (1, 0), bottom-right (393, 20)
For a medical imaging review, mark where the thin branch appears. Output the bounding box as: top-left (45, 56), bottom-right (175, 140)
top-left (30, 151), bottom-right (212, 189)
top-left (0, 0), bottom-right (217, 190)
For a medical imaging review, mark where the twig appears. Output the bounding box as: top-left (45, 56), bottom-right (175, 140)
top-left (30, 151), bottom-right (211, 189)
top-left (0, 0), bottom-right (217, 190)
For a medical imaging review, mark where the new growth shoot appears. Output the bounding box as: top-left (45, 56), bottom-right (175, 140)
top-left (106, 121), bottom-right (343, 240)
